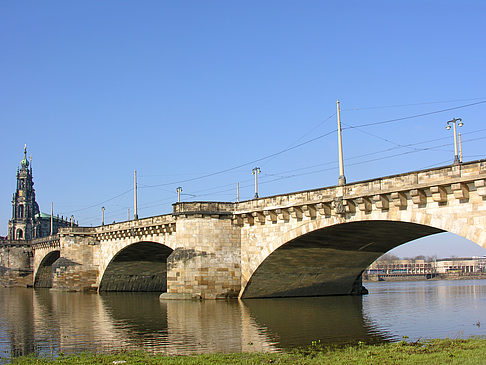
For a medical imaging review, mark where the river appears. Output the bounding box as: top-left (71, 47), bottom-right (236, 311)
top-left (1, 279), bottom-right (485, 362)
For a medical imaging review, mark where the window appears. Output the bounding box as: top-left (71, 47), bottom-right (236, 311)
top-left (18, 205), bottom-right (24, 218)
top-left (16, 229), bottom-right (23, 239)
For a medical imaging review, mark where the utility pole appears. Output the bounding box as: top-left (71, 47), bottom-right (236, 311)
top-left (458, 132), bottom-right (463, 163)
top-left (127, 208), bottom-right (130, 221)
top-left (134, 170), bottom-right (138, 220)
top-left (50, 202), bottom-right (53, 236)
top-left (252, 167), bottom-right (261, 199)
top-left (337, 99), bottom-right (346, 186)
top-left (101, 206), bottom-right (105, 226)
top-left (237, 182), bottom-right (240, 203)
top-left (176, 187), bottom-right (182, 203)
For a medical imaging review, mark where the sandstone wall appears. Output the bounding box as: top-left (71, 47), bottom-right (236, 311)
top-left (0, 243), bottom-right (33, 287)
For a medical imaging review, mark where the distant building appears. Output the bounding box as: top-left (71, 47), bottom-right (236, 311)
top-left (6, 146), bottom-right (73, 241)
top-left (366, 256), bottom-right (486, 277)
top-left (435, 257), bottom-right (486, 274)
top-left (367, 259), bottom-right (435, 275)
top-left (1, 146), bottom-right (77, 286)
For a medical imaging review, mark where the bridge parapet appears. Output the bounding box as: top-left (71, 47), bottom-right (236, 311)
top-left (93, 214), bottom-right (175, 233)
top-left (0, 239), bottom-right (32, 248)
top-left (31, 235), bottom-right (60, 250)
top-left (233, 160), bottom-right (486, 226)
top-left (93, 214), bottom-right (176, 241)
top-left (173, 202), bottom-right (235, 217)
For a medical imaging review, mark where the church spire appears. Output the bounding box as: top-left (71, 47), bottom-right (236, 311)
top-left (20, 144), bottom-right (29, 169)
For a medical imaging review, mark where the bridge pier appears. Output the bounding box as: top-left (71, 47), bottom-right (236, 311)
top-left (51, 233), bottom-right (99, 291)
top-left (161, 205), bottom-right (241, 300)
top-left (33, 231), bottom-right (99, 291)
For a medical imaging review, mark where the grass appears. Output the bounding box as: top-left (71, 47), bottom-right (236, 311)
top-left (6, 338), bottom-right (486, 364)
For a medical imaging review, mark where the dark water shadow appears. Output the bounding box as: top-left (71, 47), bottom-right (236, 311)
top-left (242, 295), bottom-right (391, 348)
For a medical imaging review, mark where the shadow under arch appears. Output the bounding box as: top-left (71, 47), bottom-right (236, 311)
top-left (241, 220), bottom-right (443, 299)
top-left (99, 241), bottom-right (173, 292)
top-left (34, 251), bottom-right (60, 288)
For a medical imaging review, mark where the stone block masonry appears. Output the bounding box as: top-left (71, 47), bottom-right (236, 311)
top-left (0, 240), bottom-right (33, 287)
top-left (163, 215), bottom-right (241, 299)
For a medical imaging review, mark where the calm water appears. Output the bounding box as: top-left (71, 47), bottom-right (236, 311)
top-left (1, 280), bottom-right (485, 362)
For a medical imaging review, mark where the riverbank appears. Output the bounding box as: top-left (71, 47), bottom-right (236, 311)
top-left (364, 273), bottom-right (486, 282)
top-left (6, 338), bottom-right (486, 364)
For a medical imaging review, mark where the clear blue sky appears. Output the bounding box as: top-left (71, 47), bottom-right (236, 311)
top-left (1, 1), bottom-right (485, 257)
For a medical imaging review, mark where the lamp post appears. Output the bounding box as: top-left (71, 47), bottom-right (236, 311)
top-left (101, 206), bottom-right (105, 226)
top-left (176, 187), bottom-right (182, 203)
top-left (252, 167), bottom-right (261, 199)
top-left (446, 118), bottom-right (463, 165)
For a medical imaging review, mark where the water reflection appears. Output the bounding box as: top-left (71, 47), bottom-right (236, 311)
top-left (0, 289), bottom-right (35, 358)
top-left (243, 296), bottom-right (388, 347)
top-left (363, 280), bottom-right (486, 341)
top-left (1, 280), bottom-right (486, 362)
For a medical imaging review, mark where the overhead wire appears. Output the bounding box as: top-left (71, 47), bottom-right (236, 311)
top-left (343, 100), bottom-right (486, 130)
top-left (77, 128), bottom-right (486, 219)
top-left (141, 129), bottom-right (337, 188)
top-left (61, 100), bottom-right (486, 221)
top-left (341, 97), bottom-right (486, 111)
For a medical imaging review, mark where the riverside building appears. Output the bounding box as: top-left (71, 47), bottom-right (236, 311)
top-left (365, 256), bottom-right (486, 278)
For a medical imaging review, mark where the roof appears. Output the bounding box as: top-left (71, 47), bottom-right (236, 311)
top-left (36, 212), bottom-right (69, 221)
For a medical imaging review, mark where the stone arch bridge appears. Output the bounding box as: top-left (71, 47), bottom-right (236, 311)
top-left (32, 160), bottom-right (486, 299)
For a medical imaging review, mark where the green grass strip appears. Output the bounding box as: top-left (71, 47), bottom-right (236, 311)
top-left (6, 338), bottom-right (486, 365)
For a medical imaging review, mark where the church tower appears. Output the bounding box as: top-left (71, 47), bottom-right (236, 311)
top-left (7, 145), bottom-right (41, 240)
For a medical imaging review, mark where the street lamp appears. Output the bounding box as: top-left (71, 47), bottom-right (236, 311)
top-left (252, 167), bottom-right (261, 199)
top-left (101, 207), bottom-right (105, 226)
top-left (446, 118), bottom-right (463, 165)
top-left (176, 187), bottom-right (183, 203)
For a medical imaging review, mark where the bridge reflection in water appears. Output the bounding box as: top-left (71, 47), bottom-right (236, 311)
top-left (0, 288), bottom-right (388, 359)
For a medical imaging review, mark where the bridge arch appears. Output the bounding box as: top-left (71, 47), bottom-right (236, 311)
top-left (34, 250), bottom-right (60, 288)
top-left (240, 210), bottom-right (486, 299)
top-left (99, 241), bottom-right (173, 292)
